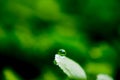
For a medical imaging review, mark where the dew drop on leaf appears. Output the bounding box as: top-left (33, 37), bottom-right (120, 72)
top-left (58, 49), bottom-right (66, 56)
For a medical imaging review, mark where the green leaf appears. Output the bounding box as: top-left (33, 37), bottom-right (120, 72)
top-left (96, 74), bottom-right (113, 80)
top-left (54, 54), bottom-right (87, 80)
top-left (3, 68), bottom-right (22, 80)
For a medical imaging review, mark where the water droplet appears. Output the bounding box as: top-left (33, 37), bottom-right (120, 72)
top-left (58, 49), bottom-right (66, 56)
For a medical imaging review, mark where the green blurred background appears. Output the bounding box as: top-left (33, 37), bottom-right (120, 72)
top-left (0, 0), bottom-right (120, 80)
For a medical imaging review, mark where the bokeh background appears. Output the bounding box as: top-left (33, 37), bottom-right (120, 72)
top-left (0, 0), bottom-right (120, 80)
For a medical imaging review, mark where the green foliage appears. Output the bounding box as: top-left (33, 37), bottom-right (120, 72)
top-left (0, 0), bottom-right (119, 80)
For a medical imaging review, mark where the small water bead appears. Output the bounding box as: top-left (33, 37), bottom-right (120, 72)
top-left (58, 49), bottom-right (66, 56)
